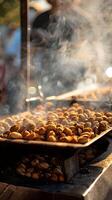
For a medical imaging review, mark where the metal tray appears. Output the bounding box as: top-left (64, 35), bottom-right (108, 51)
top-left (0, 128), bottom-right (111, 150)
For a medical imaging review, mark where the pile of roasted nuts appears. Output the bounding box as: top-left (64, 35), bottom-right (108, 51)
top-left (0, 103), bottom-right (112, 144)
top-left (79, 146), bottom-right (98, 166)
top-left (73, 87), bottom-right (112, 101)
top-left (16, 155), bottom-right (65, 182)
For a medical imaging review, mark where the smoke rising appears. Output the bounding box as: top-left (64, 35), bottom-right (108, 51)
top-left (30, 0), bottom-right (112, 98)
top-left (1, 0), bottom-right (112, 116)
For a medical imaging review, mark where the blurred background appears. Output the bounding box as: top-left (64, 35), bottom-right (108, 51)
top-left (0, 0), bottom-right (112, 115)
top-left (0, 0), bottom-right (22, 115)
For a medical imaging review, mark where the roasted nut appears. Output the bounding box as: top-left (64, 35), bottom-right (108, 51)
top-left (31, 159), bottom-right (39, 167)
top-left (62, 106), bottom-right (68, 111)
top-left (95, 113), bottom-right (102, 117)
top-left (24, 132), bottom-right (36, 140)
top-left (0, 126), bottom-right (5, 134)
top-left (59, 132), bottom-right (66, 138)
top-left (77, 108), bottom-right (83, 114)
top-left (58, 175), bottom-right (65, 182)
top-left (53, 167), bottom-right (63, 175)
top-left (69, 110), bottom-right (77, 115)
top-left (93, 126), bottom-right (99, 134)
top-left (96, 117), bottom-right (103, 122)
top-left (12, 116), bottom-right (19, 121)
top-left (10, 124), bottom-right (20, 132)
top-left (5, 117), bottom-right (14, 126)
top-left (22, 130), bottom-right (30, 138)
top-left (84, 109), bottom-right (91, 115)
top-left (19, 163), bottom-right (26, 169)
top-left (64, 111), bottom-right (69, 117)
top-left (76, 123), bottom-right (84, 130)
top-left (38, 127), bottom-right (46, 135)
top-left (79, 114), bottom-right (85, 121)
top-left (56, 108), bottom-right (62, 112)
top-left (108, 117), bottom-right (112, 124)
top-left (37, 135), bottom-right (45, 141)
top-left (47, 124), bottom-right (56, 131)
top-left (83, 132), bottom-right (95, 139)
top-left (26, 123), bottom-right (36, 130)
top-left (92, 121), bottom-right (99, 127)
top-left (34, 133), bottom-right (45, 141)
top-left (71, 135), bottom-right (78, 143)
top-left (102, 115), bottom-right (108, 121)
top-left (81, 132), bottom-right (91, 138)
top-left (0, 133), bottom-right (3, 138)
top-left (56, 127), bottom-right (64, 134)
top-left (78, 135), bottom-right (89, 144)
top-left (84, 113), bottom-right (88, 119)
top-left (58, 116), bottom-right (65, 122)
top-left (36, 155), bottom-right (45, 162)
top-left (32, 172), bottom-right (39, 180)
top-left (39, 162), bottom-right (49, 170)
top-left (69, 126), bottom-right (77, 133)
top-left (69, 115), bottom-right (78, 121)
top-left (25, 172), bottom-right (32, 178)
top-left (27, 168), bottom-right (34, 173)
top-left (2, 131), bottom-right (10, 138)
top-left (47, 130), bottom-right (56, 137)
top-left (60, 136), bottom-right (73, 143)
top-left (47, 135), bottom-right (57, 142)
top-left (36, 120), bottom-right (45, 127)
top-left (84, 122), bottom-right (92, 128)
top-left (63, 127), bottom-right (73, 136)
top-left (61, 119), bottom-right (69, 125)
top-left (50, 174), bottom-right (58, 182)
top-left (46, 102), bottom-right (54, 109)
top-left (106, 113), bottom-right (112, 117)
top-left (47, 111), bottom-right (57, 117)
top-left (77, 128), bottom-right (83, 135)
top-left (89, 117), bottom-right (95, 122)
top-left (22, 158), bottom-right (30, 164)
top-left (8, 132), bottom-right (22, 139)
top-left (56, 124), bottom-right (64, 133)
top-left (99, 121), bottom-right (108, 131)
top-left (0, 121), bottom-right (10, 130)
top-left (90, 132), bottom-right (95, 138)
top-left (18, 125), bottom-right (26, 133)
top-left (83, 128), bottom-right (92, 132)
top-left (34, 128), bottom-right (39, 134)
top-left (16, 167), bottom-right (25, 176)
top-left (22, 119), bottom-right (36, 130)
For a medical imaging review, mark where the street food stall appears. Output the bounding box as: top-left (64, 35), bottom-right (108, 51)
top-left (0, 0), bottom-right (112, 200)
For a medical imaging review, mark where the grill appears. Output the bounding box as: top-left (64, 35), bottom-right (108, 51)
top-left (0, 0), bottom-right (112, 200)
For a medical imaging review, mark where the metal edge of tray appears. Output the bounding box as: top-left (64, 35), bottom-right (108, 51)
top-left (0, 128), bottom-right (111, 150)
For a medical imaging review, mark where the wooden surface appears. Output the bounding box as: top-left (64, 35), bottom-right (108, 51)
top-left (0, 183), bottom-right (82, 200)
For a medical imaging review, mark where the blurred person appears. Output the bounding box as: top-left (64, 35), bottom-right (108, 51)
top-left (4, 27), bottom-right (21, 70)
top-left (0, 57), bottom-right (6, 104)
top-left (30, 0), bottom-right (91, 96)
top-left (2, 25), bottom-right (25, 113)
top-left (6, 65), bottom-right (27, 114)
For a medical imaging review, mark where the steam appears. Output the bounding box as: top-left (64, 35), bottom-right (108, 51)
top-left (1, 0), bottom-right (112, 116)
top-left (30, 0), bottom-right (112, 98)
